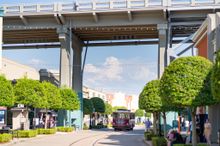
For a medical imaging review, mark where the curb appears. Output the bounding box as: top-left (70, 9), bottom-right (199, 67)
top-left (143, 139), bottom-right (152, 146)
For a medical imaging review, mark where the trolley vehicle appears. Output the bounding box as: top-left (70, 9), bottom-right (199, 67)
top-left (112, 109), bottom-right (135, 131)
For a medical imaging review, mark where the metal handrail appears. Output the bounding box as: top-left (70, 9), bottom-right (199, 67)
top-left (2, 0), bottom-right (220, 14)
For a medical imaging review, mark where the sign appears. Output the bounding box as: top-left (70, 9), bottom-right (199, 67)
top-left (0, 110), bottom-right (5, 124)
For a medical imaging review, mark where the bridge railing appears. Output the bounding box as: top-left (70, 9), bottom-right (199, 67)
top-left (2, 0), bottom-right (220, 14)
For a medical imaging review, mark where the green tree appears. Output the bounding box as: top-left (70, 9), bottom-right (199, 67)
top-left (104, 102), bottom-right (113, 115)
top-left (0, 75), bottom-right (14, 107)
top-left (135, 109), bottom-right (144, 118)
top-left (160, 56), bottom-right (217, 146)
top-left (90, 97), bottom-right (105, 113)
top-left (145, 112), bottom-right (151, 118)
top-left (211, 49), bottom-right (220, 101)
top-left (60, 88), bottom-right (80, 111)
top-left (83, 98), bottom-right (94, 115)
top-left (41, 82), bottom-right (62, 110)
top-left (41, 81), bottom-right (62, 129)
top-left (139, 80), bottom-right (162, 135)
top-left (14, 78), bottom-right (47, 108)
top-left (112, 106), bottom-right (127, 112)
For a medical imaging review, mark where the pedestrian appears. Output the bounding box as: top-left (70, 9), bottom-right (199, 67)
top-left (145, 118), bottom-right (152, 132)
top-left (204, 119), bottom-right (212, 146)
top-left (167, 129), bottom-right (176, 146)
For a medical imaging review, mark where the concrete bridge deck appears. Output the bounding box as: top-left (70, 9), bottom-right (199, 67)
top-left (2, 0), bottom-right (219, 45)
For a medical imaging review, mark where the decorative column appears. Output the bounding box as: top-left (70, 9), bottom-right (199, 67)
top-left (157, 24), bottom-right (168, 78)
top-left (0, 8), bottom-right (3, 70)
top-left (57, 27), bottom-right (71, 126)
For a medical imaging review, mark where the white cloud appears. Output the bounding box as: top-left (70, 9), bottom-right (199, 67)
top-left (84, 56), bottom-right (157, 95)
top-left (84, 64), bottom-right (100, 73)
top-left (29, 59), bottom-right (43, 65)
top-left (84, 56), bottom-right (123, 83)
top-left (131, 66), bottom-right (157, 81)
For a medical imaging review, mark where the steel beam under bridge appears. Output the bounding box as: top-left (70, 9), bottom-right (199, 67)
top-left (2, 40), bottom-right (192, 50)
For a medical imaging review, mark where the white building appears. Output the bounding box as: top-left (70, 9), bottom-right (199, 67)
top-left (0, 57), bottom-right (39, 80)
top-left (83, 86), bottom-right (107, 102)
top-left (110, 92), bottom-right (139, 112)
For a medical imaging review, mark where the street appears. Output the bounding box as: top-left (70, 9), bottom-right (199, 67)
top-left (3, 126), bottom-right (146, 146)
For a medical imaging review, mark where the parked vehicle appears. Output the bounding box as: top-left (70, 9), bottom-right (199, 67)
top-left (112, 109), bottom-right (135, 131)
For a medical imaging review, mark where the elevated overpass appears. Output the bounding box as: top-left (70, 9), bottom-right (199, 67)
top-left (1, 0), bottom-right (220, 129)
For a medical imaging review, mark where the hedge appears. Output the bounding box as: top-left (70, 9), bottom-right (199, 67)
top-left (57, 127), bottom-right (74, 132)
top-left (91, 125), bottom-right (107, 129)
top-left (37, 128), bottom-right (56, 135)
top-left (152, 137), bottom-right (167, 146)
top-left (173, 144), bottom-right (208, 146)
top-left (13, 130), bottom-right (38, 138)
top-left (0, 134), bottom-right (12, 143)
top-left (83, 124), bottom-right (89, 130)
top-left (144, 132), bottom-right (156, 141)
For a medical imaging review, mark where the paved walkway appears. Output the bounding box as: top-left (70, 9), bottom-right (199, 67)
top-left (2, 126), bottom-right (146, 146)
top-left (2, 130), bottom-right (109, 146)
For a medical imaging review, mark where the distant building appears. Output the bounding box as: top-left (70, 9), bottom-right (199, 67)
top-left (0, 57), bottom-right (39, 80)
top-left (109, 92), bottom-right (138, 112)
top-left (39, 69), bottom-right (59, 86)
top-left (83, 86), bottom-right (107, 102)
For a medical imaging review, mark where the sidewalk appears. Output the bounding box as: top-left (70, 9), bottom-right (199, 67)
top-left (1, 130), bottom-right (107, 146)
top-left (144, 140), bottom-right (152, 146)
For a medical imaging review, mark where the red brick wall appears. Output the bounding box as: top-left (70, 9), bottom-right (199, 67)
top-left (196, 35), bottom-right (208, 58)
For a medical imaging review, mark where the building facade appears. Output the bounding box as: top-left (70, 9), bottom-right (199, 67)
top-left (0, 58), bottom-right (39, 80)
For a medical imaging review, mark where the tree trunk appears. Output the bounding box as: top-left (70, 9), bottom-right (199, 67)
top-left (191, 108), bottom-right (197, 146)
top-left (33, 108), bottom-right (36, 129)
top-left (44, 109), bottom-right (48, 129)
top-left (153, 112), bottom-right (157, 135)
top-left (162, 112), bottom-right (167, 137)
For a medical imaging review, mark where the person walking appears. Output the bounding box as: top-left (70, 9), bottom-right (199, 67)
top-left (145, 118), bottom-right (152, 132)
top-left (204, 119), bottom-right (212, 146)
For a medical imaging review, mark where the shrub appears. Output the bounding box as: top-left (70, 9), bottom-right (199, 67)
top-left (0, 134), bottom-right (12, 143)
top-left (37, 128), bottom-right (56, 135)
top-left (83, 123), bottom-right (89, 130)
top-left (144, 132), bottom-right (156, 141)
top-left (152, 137), bottom-right (167, 146)
top-left (173, 144), bottom-right (207, 146)
top-left (13, 130), bottom-right (38, 138)
top-left (57, 127), bottom-right (74, 132)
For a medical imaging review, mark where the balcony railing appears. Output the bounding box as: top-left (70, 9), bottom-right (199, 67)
top-left (2, 0), bottom-right (220, 14)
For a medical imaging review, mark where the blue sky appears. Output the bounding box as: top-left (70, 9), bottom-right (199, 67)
top-left (1, 0), bottom-right (193, 95)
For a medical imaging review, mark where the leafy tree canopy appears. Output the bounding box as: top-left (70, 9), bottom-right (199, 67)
top-left (104, 102), bottom-right (113, 115)
top-left (135, 109), bottom-right (144, 117)
top-left (41, 81), bottom-right (62, 110)
top-left (160, 56), bottom-right (216, 108)
top-left (60, 88), bottom-right (80, 111)
top-left (139, 80), bottom-right (162, 113)
top-left (211, 50), bottom-right (220, 102)
top-left (0, 75), bottom-right (14, 107)
top-left (83, 98), bottom-right (93, 115)
top-left (14, 78), bottom-right (46, 108)
top-left (90, 97), bottom-right (105, 113)
top-left (112, 106), bottom-right (127, 112)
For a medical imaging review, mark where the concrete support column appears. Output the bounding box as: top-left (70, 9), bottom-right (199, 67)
top-left (57, 27), bottom-right (71, 87)
top-left (57, 27), bottom-right (71, 126)
top-left (72, 35), bottom-right (83, 130)
top-left (0, 9), bottom-right (3, 70)
top-left (208, 13), bottom-right (220, 143)
top-left (157, 24), bottom-right (168, 78)
top-left (207, 14), bottom-right (216, 61)
top-left (207, 13), bottom-right (220, 143)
